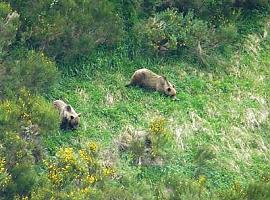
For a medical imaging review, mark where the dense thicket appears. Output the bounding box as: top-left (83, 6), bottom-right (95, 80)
top-left (0, 1), bottom-right (270, 199)
top-left (6, 0), bottom-right (123, 62)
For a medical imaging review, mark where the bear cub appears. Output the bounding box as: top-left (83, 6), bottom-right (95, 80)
top-left (53, 100), bottom-right (81, 130)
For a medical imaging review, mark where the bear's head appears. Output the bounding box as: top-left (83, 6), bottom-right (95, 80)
top-left (65, 105), bottom-right (81, 130)
top-left (161, 76), bottom-right (176, 98)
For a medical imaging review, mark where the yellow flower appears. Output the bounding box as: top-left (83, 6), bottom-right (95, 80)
top-left (86, 175), bottom-right (96, 184)
top-left (79, 149), bottom-right (92, 163)
top-left (149, 118), bottom-right (166, 134)
top-left (49, 171), bottom-right (62, 185)
top-left (0, 158), bottom-right (5, 166)
top-left (56, 147), bottom-right (76, 164)
top-left (103, 167), bottom-right (115, 177)
top-left (198, 175), bottom-right (206, 187)
top-left (87, 142), bottom-right (98, 152)
top-left (233, 181), bottom-right (243, 193)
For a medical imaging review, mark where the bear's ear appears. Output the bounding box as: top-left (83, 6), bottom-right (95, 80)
top-left (66, 105), bottom-right (72, 112)
top-left (173, 84), bottom-right (175, 88)
top-left (159, 76), bottom-right (166, 86)
top-left (78, 113), bottom-right (81, 117)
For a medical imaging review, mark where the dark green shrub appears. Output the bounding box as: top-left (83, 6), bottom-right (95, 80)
top-left (134, 9), bottom-right (238, 66)
top-left (1, 50), bottom-right (59, 98)
top-left (0, 2), bottom-right (20, 58)
top-left (6, 164), bottom-right (38, 198)
top-left (6, 0), bottom-right (124, 62)
top-left (234, 0), bottom-right (270, 8)
top-left (148, 0), bottom-right (269, 16)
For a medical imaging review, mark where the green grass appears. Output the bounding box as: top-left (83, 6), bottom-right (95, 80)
top-left (43, 30), bottom-right (270, 194)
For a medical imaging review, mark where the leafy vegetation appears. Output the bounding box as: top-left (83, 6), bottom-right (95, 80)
top-left (0, 1), bottom-right (270, 199)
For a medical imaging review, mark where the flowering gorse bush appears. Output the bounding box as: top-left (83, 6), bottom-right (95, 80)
top-left (0, 157), bottom-right (11, 192)
top-left (0, 88), bottom-right (58, 133)
top-left (149, 117), bottom-right (166, 135)
top-left (0, 131), bottom-right (39, 199)
top-left (45, 141), bottom-right (115, 190)
top-left (118, 117), bottom-right (175, 166)
top-left (149, 117), bottom-right (173, 159)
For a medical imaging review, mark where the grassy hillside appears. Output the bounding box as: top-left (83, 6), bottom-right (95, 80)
top-left (42, 28), bottom-right (270, 197)
top-left (1, 1), bottom-right (270, 199)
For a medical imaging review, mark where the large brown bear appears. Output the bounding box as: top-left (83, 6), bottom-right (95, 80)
top-left (126, 68), bottom-right (176, 99)
top-left (53, 100), bottom-right (81, 130)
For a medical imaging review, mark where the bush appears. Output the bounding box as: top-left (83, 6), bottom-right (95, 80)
top-left (0, 99), bottom-right (21, 130)
top-left (0, 156), bottom-right (11, 195)
top-left (134, 9), bottom-right (238, 66)
top-left (45, 141), bottom-right (109, 186)
top-left (118, 117), bottom-right (175, 166)
top-left (0, 88), bottom-right (59, 133)
top-left (34, 141), bottom-right (118, 199)
top-left (6, 0), bottom-right (124, 63)
top-left (1, 50), bottom-right (59, 98)
top-left (149, 117), bottom-right (174, 159)
top-left (233, 0), bottom-right (270, 8)
top-left (0, 89), bottom-right (58, 199)
top-left (6, 164), bottom-right (38, 198)
top-left (146, 0), bottom-right (270, 16)
top-left (0, 2), bottom-right (20, 58)
top-left (0, 131), bottom-right (38, 199)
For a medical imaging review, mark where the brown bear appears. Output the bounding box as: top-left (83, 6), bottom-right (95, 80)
top-left (126, 68), bottom-right (176, 99)
top-left (53, 100), bottom-right (81, 130)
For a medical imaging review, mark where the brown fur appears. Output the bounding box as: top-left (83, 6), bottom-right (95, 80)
top-left (53, 100), bottom-right (81, 130)
top-left (126, 68), bottom-right (176, 98)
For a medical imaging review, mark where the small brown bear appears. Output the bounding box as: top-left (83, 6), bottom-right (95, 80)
top-left (126, 68), bottom-right (176, 99)
top-left (53, 100), bottom-right (81, 130)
